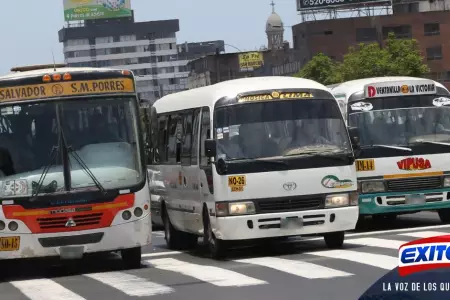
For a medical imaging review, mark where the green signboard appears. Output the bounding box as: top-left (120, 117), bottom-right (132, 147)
top-left (63, 0), bottom-right (132, 21)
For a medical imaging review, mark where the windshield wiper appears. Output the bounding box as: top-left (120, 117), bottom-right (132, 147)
top-left (411, 141), bottom-right (450, 147)
top-left (363, 144), bottom-right (412, 152)
top-left (67, 144), bottom-right (107, 195)
top-left (227, 158), bottom-right (288, 165)
top-left (31, 145), bottom-right (60, 198)
top-left (284, 150), bottom-right (353, 161)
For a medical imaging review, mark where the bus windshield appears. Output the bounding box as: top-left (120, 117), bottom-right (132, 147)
top-left (0, 96), bottom-right (142, 198)
top-left (214, 99), bottom-right (351, 160)
top-left (348, 95), bottom-right (450, 147)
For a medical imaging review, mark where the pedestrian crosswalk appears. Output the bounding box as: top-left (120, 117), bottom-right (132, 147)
top-left (4, 228), bottom-right (450, 300)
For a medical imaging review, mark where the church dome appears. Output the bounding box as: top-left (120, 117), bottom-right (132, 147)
top-left (266, 12), bottom-right (283, 32)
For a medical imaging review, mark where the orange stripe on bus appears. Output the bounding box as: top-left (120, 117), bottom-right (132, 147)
top-left (383, 171), bottom-right (443, 179)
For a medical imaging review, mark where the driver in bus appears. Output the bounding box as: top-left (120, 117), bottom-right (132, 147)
top-left (239, 122), bottom-right (278, 158)
top-left (290, 119), bottom-right (331, 148)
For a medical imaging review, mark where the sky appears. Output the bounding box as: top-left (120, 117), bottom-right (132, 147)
top-left (0, 0), bottom-right (302, 75)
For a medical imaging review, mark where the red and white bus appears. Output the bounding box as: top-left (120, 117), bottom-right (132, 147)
top-left (0, 65), bottom-right (150, 268)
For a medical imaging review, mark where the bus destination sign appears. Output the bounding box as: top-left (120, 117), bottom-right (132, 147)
top-left (238, 91), bottom-right (313, 102)
top-left (0, 78), bottom-right (135, 102)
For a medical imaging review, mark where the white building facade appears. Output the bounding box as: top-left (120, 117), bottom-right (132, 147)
top-left (59, 16), bottom-right (189, 104)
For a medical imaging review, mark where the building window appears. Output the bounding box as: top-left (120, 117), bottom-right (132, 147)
top-left (426, 46), bottom-right (442, 60)
top-left (382, 25), bottom-right (412, 39)
top-left (356, 28), bottom-right (377, 42)
top-left (119, 35), bottom-right (136, 42)
top-left (95, 36), bottom-right (114, 44)
top-left (424, 23), bottom-right (440, 36)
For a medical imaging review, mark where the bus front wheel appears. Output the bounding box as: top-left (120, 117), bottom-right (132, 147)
top-left (203, 212), bottom-right (227, 259)
top-left (438, 208), bottom-right (450, 223)
top-left (121, 247), bottom-right (142, 269)
top-left (324, 231), bottom-right (345, 249)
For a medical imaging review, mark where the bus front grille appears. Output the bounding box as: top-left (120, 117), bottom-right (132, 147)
top-left (386, 176), bottom-right (442, 192)
top-left (256, 197), bottom-right (323, 213)
top-left (37, 213), bottom-right (103, 229)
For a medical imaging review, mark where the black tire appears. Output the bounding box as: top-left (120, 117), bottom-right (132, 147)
top-left (324, 231), bottom-right (345, 249)
top-left (121, 247), bottom-right (142, 269)
top-left (203, 211), bottom-right (227, 259)
top-left (163, 207), bottom-right (198, 250)
top-left (355, 215), bottom-right (366, 230)
top-left (438, 208), bottom-right (450, 223)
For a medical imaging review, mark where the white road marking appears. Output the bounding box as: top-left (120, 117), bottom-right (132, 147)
top-left (142, 251), bottom-right (182, 258)
top-left (305, 224), bottom-right (450, 241)
top-left (399, 230), bottom-right (450, 239)
top-left (345, 237), bottom-right (404, 249)
top-left (308, 250), bottom-right (398, 270)
top-left (234, 256), bottom-right (352, 279)
top-left (152, 232), bottom-right (165, 237)
top-left (85, 272), bottom-right (173, 297)
top-left (11, 279), bottom-right (86, 300)
top-left (146, 258), bottom-right (267, 287)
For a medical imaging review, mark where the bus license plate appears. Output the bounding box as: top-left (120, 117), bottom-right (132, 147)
top-left (280, 217), bottom-right (303, 229)
top-left (60, 246), bottom-right (84, 260)
top-left (0, 236), bottom-right (20, 251)
top-left (228, 175), bottom-right (246, 187)
top-left (406, 194), bottom-right (425, 205)
top-left (356, 159), bottom-right (375, 171)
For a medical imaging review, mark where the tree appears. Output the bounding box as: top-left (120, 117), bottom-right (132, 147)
top-left (294, 32), bottom-right (429, 84)
top-left (293, 53), bottom-right (339, 85)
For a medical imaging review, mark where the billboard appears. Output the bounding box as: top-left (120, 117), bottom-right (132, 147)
top-left (63, 0), bottom-right (132, 21)
top-left (297, 0), bottom-right (388, 10)
top-left (238, 52), bottom-right (264, 71)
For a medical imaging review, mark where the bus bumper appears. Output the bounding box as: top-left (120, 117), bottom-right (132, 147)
top-left (212, 206), bottom-right (358, 240)
top-left (0, 216), bottom-right (151, 260)
top-left (359, 189), bottom-right (450, 215)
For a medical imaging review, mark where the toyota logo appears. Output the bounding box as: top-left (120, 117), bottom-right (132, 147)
top-left (283, 182), bottom-right (297, 191)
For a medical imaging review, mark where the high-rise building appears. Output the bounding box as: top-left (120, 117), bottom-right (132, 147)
top-left (58, 12), bottom-right (187, 105)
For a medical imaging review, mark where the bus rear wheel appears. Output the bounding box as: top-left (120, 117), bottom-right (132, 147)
top-left (324, 231), bottom-right (345, 249)
top-left (121, 247), bottom-right (142, 269)
top-left (163, 208), bottom-right (197, 250)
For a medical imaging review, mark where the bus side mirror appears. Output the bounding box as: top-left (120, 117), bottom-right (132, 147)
top-left (204, 139), bottom-right (217, 158)
top-left (348, 126), bottom-right (361, 157)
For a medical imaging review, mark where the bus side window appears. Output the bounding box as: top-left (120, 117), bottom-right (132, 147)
top-left (157, 115), bottom-right (168, 163)
top-left (191, 109), bottom-right (201, 165)
top-left (167, 114), bottom-right (181, 164)
top-left (200, 108), bottom-right (211, 166)
top-left (181, 111), bottom-right (193, 165)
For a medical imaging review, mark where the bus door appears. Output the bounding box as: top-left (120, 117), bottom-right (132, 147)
top-left (179, 108), bottom-right (203, 233)
top-left (198, 107), bottom-right (214, 222)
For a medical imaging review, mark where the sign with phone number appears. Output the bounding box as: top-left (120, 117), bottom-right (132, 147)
top-left (297, 0), bottom-right (388, 10)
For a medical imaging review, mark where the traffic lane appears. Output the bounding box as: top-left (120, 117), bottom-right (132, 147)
top-left (142, 240), bottom-right (388, 300)
top-left (0, 252), bottom-right (128, 283)
top-left (353, 211), bottom-right (441, 232)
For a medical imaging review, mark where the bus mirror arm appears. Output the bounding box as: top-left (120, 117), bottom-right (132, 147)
top-left (348, 126), bottom-right (361, 158)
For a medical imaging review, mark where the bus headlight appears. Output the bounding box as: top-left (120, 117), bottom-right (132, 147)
top-left (444, 176), bottom-right (450, 187)
top-left (215, 201), bottom-right (256, 216)
top-left (361, 180), bottom-right (385, 194)
top-left (325, 194), bottom-right (349, 207)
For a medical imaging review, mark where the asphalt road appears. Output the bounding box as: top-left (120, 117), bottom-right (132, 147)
top-left (0, 211), bottom-right (447, 300)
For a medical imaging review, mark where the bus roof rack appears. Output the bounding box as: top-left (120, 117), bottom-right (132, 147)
top-left (10, 64), bottom-right (68, 72)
